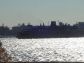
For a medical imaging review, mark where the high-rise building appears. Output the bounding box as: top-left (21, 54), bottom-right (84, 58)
top-left (77, 22), bottom-right (84, 29)
top-left (51, 21), bottom-right (56, 27)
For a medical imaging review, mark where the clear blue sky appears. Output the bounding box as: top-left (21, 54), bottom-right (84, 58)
top-left (0, 0), bottom-right (84, 27)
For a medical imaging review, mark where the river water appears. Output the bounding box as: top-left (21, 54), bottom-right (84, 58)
top-left (0, 37), bottom-right (84, 62)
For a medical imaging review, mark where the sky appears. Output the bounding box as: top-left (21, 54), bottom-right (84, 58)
top-left (0, 0), bottom-right (84, 27)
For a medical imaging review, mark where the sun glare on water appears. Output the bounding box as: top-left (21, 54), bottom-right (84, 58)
top-left (1, 37), bottom-right (84, 62)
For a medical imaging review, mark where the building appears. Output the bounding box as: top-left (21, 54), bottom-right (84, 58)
top-left (77, 22), bottom-right (84, 29)
top-left (50, 21), bottom-right (56, 27)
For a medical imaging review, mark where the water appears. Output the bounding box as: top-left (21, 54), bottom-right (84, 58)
top-left (0, 37), bottom-right (84, 62)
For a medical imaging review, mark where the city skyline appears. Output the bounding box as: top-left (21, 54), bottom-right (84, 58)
top-left (0, 0), bottom-right (84, 27)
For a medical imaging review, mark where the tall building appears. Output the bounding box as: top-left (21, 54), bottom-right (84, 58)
top-left (51, 21), bottom-right (56, 27)
top-left (77, 22), bottom-right (84, 29)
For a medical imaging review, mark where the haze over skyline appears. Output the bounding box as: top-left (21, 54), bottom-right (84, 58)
top-left (0, 0), bottom-right (84, 27)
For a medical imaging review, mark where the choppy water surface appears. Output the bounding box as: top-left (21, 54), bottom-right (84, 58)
top-left (1, 37), bottom-right (84, 62)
